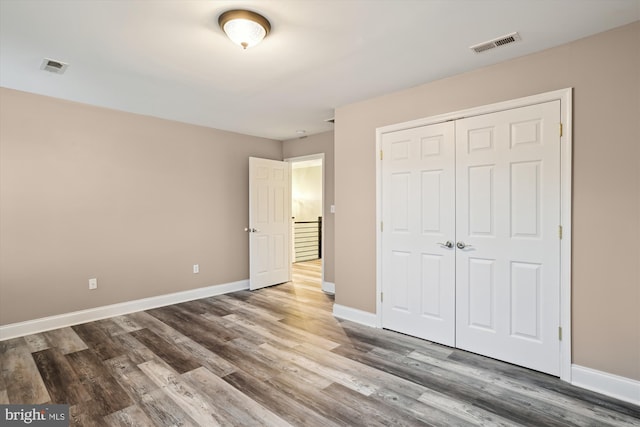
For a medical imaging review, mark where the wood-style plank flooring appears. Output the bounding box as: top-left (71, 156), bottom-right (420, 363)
top-left (1, 260), bottom-right (639, 426)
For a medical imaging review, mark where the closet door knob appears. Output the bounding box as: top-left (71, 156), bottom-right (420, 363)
top-left (437, 241), bottom-right (454, 249)
top-left (456, 241), bottom-right (473, 249)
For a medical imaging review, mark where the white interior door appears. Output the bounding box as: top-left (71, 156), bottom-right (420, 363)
top-left (381, 122), bottom-right (456, 346)
top-left (455, 101), bottom-right (561, 375)
top-left (249, 157), bottom-right (291, 290)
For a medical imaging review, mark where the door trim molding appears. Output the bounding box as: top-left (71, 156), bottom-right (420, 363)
top-left (375, 88), bottom-right (573, 382)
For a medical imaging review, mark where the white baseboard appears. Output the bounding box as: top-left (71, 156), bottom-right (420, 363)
top-left (332, 303), bottom-right (378, 328)
top-left (322, 281), bottom-right (335, 294)
top-left (571, 364), bottom-right (640, 405)
top-left (0, 280), bottom-right (249, 341)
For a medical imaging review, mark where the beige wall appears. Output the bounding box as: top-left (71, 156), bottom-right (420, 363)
top-left (292, 166), bottom-right (322, 221)
top-left (0, 88), bottom-right (282, 325)
top-left (283, 131), bottom-right (335, 284)
top-left (334, 22), bottom-right (640, 380)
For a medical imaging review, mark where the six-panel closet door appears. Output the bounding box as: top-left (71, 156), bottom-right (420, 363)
top-left (381, 122), bottom-right (456, 346)
top-left (381, 100), bottom-right (561, 376)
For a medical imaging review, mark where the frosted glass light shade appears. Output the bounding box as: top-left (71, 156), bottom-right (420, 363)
top-left (219, 10), bottom-right (271, 49)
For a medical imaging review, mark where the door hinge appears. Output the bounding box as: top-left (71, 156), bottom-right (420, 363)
top-left (380, 150), bottom-right (383, 160)
top-left (381, 292), bottom-right (384, 302)
top-left (558, 225), bottom-right (563, 239)
top-left (560, 123), bottom-right (563, 137)
top-left (381, 221), bottom-right (384, 232)
top-left (558, 326), bottom-right (563, 341)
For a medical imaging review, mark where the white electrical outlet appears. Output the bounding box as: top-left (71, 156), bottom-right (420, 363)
top-left (89, 278), bottom-right (98, 290)
top-left (193, 264), bottom-right (199, 274)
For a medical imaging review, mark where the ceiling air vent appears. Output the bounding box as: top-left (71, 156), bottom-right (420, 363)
top-left (470, 32), bottom-right (521, 54)
top-left (40, 58), bottom-right (69, 74)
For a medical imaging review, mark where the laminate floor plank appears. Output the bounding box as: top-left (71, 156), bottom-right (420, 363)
top-left (259, 342), bottom-right (378, 396)
top-left (204, 312), bottom-right (275, 347)
top-left (221, 313), bottom-right (302, 348)
top-left (24, 333), bottom-right (50, 352)
top-left (70, 400), bottom-right (110, 427)
top-left (1, 337), bottom-right (51, 404)
top-left (222, 369), bottom-right (340, 427)
top-left (146, 305), bottom-right (236, 345)
top-left (102, 404), bottom-right (155, 426)
top-left (105, 356), bottom-right (198, 427)
top-left (123, 311), bottom-right (184, 344)
top-left (138, 360), bottom-right (228, 426)
top-left (109, 315), bottom-right (144, 334)
top-left (66, 349), bottom-right (133, 416)
top-left (104, 355), bottom-right (159, 400)
top-left (321, 382), bottom-right (431, 427)
top-left (2, 260), bottom-right (637, 426)
top-left (44, 327), bottom-right (89, 354)
top-left (171, 336), bottom-right (237, 377)
top-left (129, 328), bottom-right (200, 374)
top-left (94, 319), bottom-right (128, 337)
top-left (109, 333), bottom-right (157, 365)
top-left (213, 294), bottom-right (285, 322)
top-left (183, 366), bottom-right (292, 427)
top-left (266, 367), bottom-right (389, 427)
top-left (32, 348), bottom-right (90, 405)
top-left (221, 311), bottom-right (340, 351)
top-left (153, 304), bottom-right (238, 342)
top-left (71, 323), bottom-right (126, 361)
top-left (138, 388), bottom-right (200, 427)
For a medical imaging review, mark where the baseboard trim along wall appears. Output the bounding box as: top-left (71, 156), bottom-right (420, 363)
top-left (322, 281), bottom-right (335, 294)
top-left (332, 303), bottom-right (378, 328)
top-left (571, 364), bottom-right (640, 406)
top-left (0, 279), bottom-right (249, 341)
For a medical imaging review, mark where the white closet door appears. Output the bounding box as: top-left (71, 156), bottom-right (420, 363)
top-left (381, 122), bottom-right (456, 346)
top-left (455, 101), bottom-right (561, 375)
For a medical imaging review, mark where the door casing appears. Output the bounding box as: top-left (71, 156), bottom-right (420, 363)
top-left (375, 88), bottom-right (573, 382)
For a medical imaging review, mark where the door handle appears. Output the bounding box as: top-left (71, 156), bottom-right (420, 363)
top-left (244, 227), bottom-right (259, 233)
top-left (456, 241), bottom-right (473, 249)
top-left (437, 241), bottom-right (454, 249)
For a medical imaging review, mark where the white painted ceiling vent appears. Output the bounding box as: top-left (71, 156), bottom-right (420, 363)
top-left (40, 58), bottom-right (69, 74)
top-left (470, 32), bottom-right (521, 53)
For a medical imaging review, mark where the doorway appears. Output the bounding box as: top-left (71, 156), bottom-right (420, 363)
top-left (287, 154), bottom-right (325, 290)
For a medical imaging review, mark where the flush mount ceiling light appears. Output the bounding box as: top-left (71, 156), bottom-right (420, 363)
top-left (218, 9), bottom-right (271, 49)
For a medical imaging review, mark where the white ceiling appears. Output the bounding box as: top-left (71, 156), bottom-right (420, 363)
top-left (1, 1), bottom-right (638, 141)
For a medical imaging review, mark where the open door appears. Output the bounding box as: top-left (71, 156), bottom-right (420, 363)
top-left (248, 157), bottom-right (291, 290)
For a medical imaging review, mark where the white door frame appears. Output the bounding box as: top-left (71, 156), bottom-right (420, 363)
top-left (285, 153), bottom-right (327, 291)
top-left (375, 88), bottom-right (573, 382)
